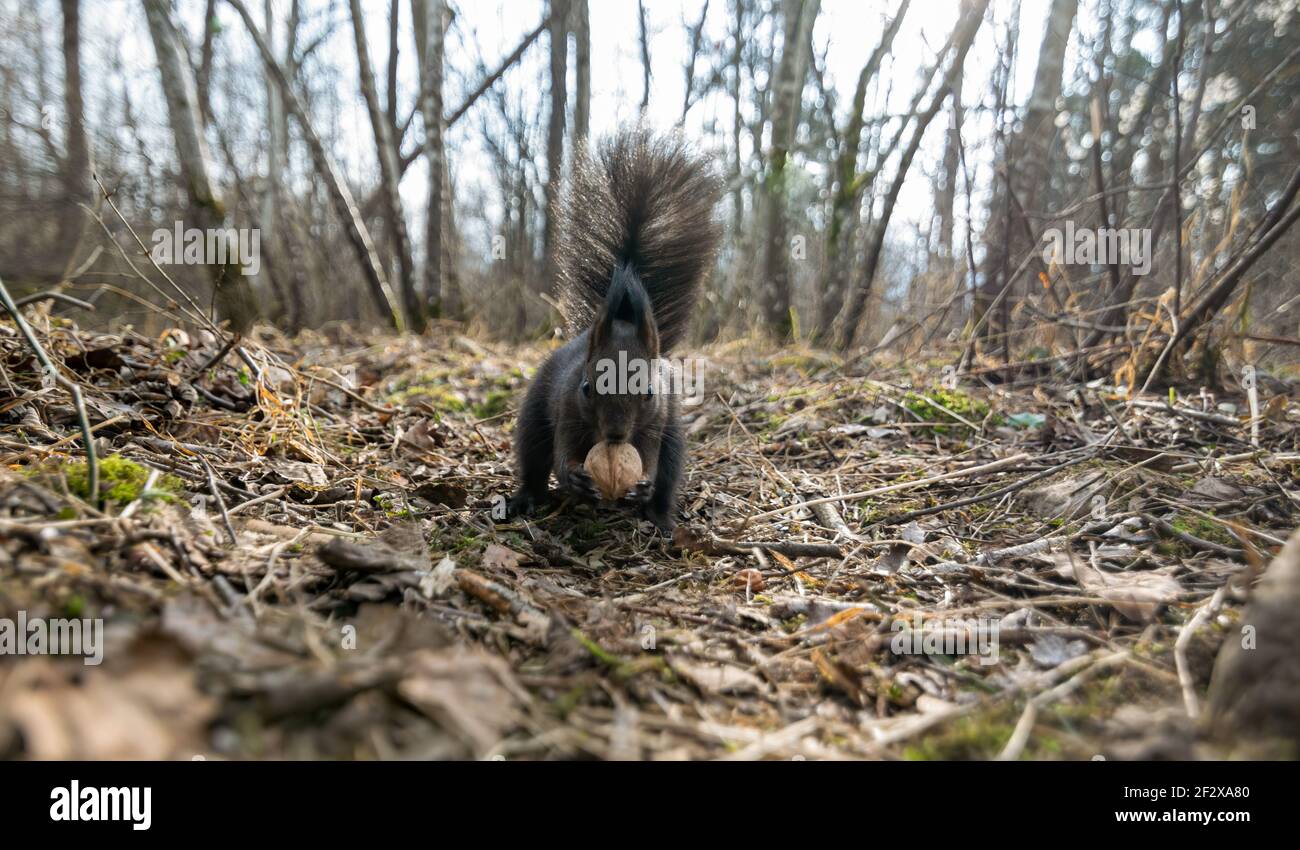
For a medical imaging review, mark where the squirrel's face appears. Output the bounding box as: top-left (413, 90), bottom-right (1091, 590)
top-left (583, 267), bottom-right (662, 444)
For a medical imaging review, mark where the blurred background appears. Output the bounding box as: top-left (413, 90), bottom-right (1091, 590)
top-left (0, 0), bottom-right (1297, 376)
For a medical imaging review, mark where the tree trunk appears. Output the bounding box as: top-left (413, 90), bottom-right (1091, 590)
top-left (386, 0), bottom-right (401, 129)
top-left (197, 0), bottom-right (218, 119)
top-left (572, 0), bottom-right (590, 145)
top-left (976, 0), bottom-right (1078, 349)
top-left (57, 0), bottom-right (91, 259)
top-left (543, 0), bottom-right (570, 285)
top-left (637, 0), bottom-right (652, 113)
top-left (937, 31), bottom-right (964, 262)
top-left (759, 0), bottom-right (820, 339)
top-left (729, 0), bottom-right (746, 241)
top-left (142, 0), bottom-right (257, 333)
top-left (419, 0), bottom-right (446, 320)
top-left (350, 0), bottom-right (419, 330)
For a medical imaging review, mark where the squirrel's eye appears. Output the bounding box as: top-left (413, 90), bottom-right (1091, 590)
top-left (581, 379), bottom-right (592, 398)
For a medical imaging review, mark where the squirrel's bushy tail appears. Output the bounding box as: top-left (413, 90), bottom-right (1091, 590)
top-left (556, 126), bottom-right (722, 352)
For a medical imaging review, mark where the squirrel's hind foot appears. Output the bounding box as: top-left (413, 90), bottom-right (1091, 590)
top-left (641, 505), bottom-right (677, 535)
top-left (506, 489), bottom-right (544, 518)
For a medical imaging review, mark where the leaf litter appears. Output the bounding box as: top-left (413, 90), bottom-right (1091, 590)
top-left (1, 317), bottom-right (1298, 759)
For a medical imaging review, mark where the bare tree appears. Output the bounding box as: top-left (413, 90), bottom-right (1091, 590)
top-left (415, 0), bottom-right (447, 320)
top-left (975, 0), bottom-right (1079, 348)
top-left (142, 0), bottom-right (256, 332)
top-left (261, 0), bottom-right (286, 321)
top-left (835, 0), bottom-right (989, 350)
top-left (759, 0), bottom-right (820, 338)
top-left (226, 0), bottom-right (402, 329)
top-left (57, 0), bottom-right (90, 261)
top-left (386, 0), bottom-right (401, 128)
top-left (680, 0), bottom-right (711, 123)
top-left (572, 0), bottom-right (590, 145)
top-left (543, 0), bottom-right (570, 282)
top-left (936, 2), bottom-right (967, 263)
top-left (729, 0), bottom-right (747, 241)
top-left (816, 0), bottom-right (910, 338)
top-left (637, 0), bottom-right (652, 114)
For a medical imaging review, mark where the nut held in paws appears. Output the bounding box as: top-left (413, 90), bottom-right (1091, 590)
top-left (583, 441), bottom-right (643, 501)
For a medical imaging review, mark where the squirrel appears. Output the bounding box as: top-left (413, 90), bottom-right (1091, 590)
top-left (508, 127), bottom-right (722, 533)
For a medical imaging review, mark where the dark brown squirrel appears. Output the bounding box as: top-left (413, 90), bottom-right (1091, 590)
top-left (508, 127), bottom-right (722, 532)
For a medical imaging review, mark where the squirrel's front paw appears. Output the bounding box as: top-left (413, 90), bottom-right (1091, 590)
top-left (620, 478), bottom-right (654, 505)
top-left (561, 465), bottom-right (601, 501)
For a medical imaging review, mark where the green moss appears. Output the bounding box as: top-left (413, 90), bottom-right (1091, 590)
top-left (472, 389), bottom-right (511, 420)
top-left (1170, 512), bottom-right (1236, 546)
top-left (571, 518), bottom-right (608, 541)
top-left (444, 533), bottom-right (480, 553)
top-left (64, 595), bottom-right (85, 618)
top-left (902, 388), bottom-right (996, 434)
top-left (384, 369), bottom-right (467, 410)
top-left (59, 455), bottom-right (183, 505)
top-left (903, 711), bottom-right (1018, 760)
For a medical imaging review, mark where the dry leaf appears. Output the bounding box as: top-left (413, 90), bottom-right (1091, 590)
top-left (669, 656), bottom-right (764, 696)
top-left (1057, 557), bottom-right (1181, 622)
top-left (397, 648), bottom-right (530, 758)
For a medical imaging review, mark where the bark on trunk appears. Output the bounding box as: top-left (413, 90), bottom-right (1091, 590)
top-left (350, 0), bottom-right (419, 330)
top-left (572, 0), bottom-right (590, 145)
top-left (57, 0), bottom-right (91, 258)
top-left (418, 0), bottom-right (446, 320)
top-left (543, 0), bottom-right (570, 286)
top-left (142, 0), bottom-right (257, 333)
top-left (759, 0), bottom-right (821, 339)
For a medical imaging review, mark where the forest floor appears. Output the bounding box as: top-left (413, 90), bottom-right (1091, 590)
top-left (1, 318), bottom-right (1298, 760)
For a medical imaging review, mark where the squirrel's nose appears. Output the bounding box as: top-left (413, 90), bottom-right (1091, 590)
top-left (604, 430), bottom-right (629, 443)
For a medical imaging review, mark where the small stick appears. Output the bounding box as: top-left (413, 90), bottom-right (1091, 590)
top-left (14, 291), bottom-right (96, 311)
top-left (997, 651), bottom-right (1129, 760)
top-left (1170, 451), bottom-right (1300, 473)
top-left (1145, 513), bottom-right (1244, 560)
top-left (199, 456), bottom-right (238, 545)
top-left (871, 450), bottom-right (1096, 527)
top-left (674, 528), bottom-right (842, 559)
top-left (300, 368), bottom-right (394, 413)
top-left (0, 414), bottom-right (126, 461)
top-left (226, 485), bottom-right (291, 517)
top-left (0, 273), bottom-right (98, 507)
top-left (1175, 585), bottom-right (1228, 721)
top-left (743, 453), bottom-right (1032, 524)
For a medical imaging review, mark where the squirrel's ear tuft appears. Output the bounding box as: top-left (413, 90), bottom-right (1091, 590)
top-left (598, 264), bottom-right (659, 353)
top-left (611, 287), bottom-right (639, 324)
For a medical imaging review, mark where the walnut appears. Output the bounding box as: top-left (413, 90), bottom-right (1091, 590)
top-left (583, 441), bottom-right (643, 501)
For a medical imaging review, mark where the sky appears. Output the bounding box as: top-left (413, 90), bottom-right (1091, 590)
top-left (38, 0), bottom-right (1091, 267)
top-left (431, 0), bottom-right (1063, 261)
